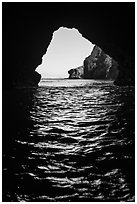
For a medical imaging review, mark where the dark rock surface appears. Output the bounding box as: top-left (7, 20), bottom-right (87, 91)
top-left (68, 46), bottom-right (119, 80)
top-left (3, 3), bottom-right (134, 88)
top-left (84, 45), bottom-right (119, 80)
top-left (16, 71), bottom-right (41, 87)
top-left (68, 66), bottom-right (84, 79)
top-left (114, 57), bottom-right (135, 86)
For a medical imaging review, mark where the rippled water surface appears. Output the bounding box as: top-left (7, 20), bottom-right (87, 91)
top-left (3, 79), bottom-right (135, 201)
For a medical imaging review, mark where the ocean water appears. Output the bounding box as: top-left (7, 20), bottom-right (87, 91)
top-left (3, 79), bottom-right (135, 201)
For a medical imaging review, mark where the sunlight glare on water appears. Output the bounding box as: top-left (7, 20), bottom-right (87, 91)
top-left (3, 79), bottom-right (135, 202)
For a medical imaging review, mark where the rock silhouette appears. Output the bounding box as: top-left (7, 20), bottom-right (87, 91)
top-left (68, 45), bottom-right (119, 80)
top-left (68, 66), bottom-right (84, 79)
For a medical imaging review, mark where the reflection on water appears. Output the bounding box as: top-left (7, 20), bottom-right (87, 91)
top-left (3, 79), bottom-right (135, 201)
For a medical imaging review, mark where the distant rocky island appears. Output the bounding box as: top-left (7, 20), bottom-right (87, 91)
top-left (68, 45), bottom-right (119, 80)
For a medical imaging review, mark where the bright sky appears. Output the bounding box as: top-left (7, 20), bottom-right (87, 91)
top-left (36, 27), bottom-right (94, 78)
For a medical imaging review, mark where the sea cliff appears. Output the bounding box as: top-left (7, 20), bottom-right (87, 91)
top-left (68, 45), bottom-right (119, 80)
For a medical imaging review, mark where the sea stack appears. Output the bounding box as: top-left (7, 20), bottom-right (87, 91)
top-left (68, 66), bottom-right (84, 79)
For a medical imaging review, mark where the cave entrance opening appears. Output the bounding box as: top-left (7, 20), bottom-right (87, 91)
top-left (36, 26), bottom-right (94, 79)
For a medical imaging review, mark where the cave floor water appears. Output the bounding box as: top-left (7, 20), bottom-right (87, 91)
top-left (3, 79), bottom-right (135, 202)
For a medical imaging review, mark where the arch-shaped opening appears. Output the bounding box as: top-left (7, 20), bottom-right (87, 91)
top-left (36, 27), bottom-right (94, 79)
top-left (36, 26), bottom-right (119, 82)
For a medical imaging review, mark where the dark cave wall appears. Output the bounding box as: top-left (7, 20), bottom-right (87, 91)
top-left (3, 3), bottom-right (135, 88)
